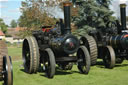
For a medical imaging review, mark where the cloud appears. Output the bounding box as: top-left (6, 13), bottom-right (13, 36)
top-left (0, 15), bottom-right (13, 25)
top-left (8, 8), bottom-right (20, 13)
top-left (0, 5), bottom-right (7, 8)
top-left (119, 0), bottom-right (128, 4)
top-left (0, 15), bottom-right (11, 19)
top-left (0, 0), bottom-right (8, 2)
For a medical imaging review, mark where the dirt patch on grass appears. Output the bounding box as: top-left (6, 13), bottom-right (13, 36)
top-left (11, 56), bottom-right (22, 61)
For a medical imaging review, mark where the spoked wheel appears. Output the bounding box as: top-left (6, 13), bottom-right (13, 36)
top-left (80, 35), bottom-right (98, 65)
top-left (103, 46), bottom-right (115, 69)
top-left (43, 48), bottom-right (56, 78)
top-left (58, 62), bottom-right (73, 70)
top-left (22, 36), bottom-right (40, 73)
top-left (77, 46), bottom-right (90, 74)
top-left (3, 56), bottom-right (13, 85)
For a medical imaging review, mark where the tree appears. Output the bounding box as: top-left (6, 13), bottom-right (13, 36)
top-left (10, 20), bottom-right (17, 28)
top-left (0, 18), bottom-right (8, 34)
top-left (72, 0), bottom-right (115, 36)
top-left (18, 0), bottom-right (79, 37)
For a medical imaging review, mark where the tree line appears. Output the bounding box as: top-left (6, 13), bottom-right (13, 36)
top-left (1, 0), bottom-right (128, 37)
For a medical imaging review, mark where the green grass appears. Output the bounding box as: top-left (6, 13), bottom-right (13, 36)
top-left (1, 45), bottom-right (128, 85)
top-left (8, 47), bottom-right (22, 61)
top-left (1, 61), bottom-right (128, 85)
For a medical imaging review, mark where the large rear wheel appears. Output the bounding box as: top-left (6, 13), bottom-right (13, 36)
top-left (80, 35), bottom-right (98, 65)
top-left (22, 36), bottom-right (40, 73)
top-left (77, 46), bottom-right (90, 74)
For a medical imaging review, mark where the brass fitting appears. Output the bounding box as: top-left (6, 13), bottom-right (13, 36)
top-left (120, 4), bottom-right (127, 8)
top-left (63, 2), bottom-right (72, 6)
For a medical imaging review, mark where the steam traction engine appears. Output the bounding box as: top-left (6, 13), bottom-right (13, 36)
top-left (81, 3), bottom-right (128, 68)
top-left (0, 40), bottom-right (13, 85)
top-left (22, 2), bottom-right (91, 78)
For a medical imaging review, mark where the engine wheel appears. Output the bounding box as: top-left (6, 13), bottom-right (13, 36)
top-left (3, 56), bottom-right (13, 85)
top-left (103, 46), bottom-right (115, 69)
top-left (43, 48), bottom-right (56, 78)
top-left (0, 41), bottom-right (8, 80)
top-left (0, 41), bottom-right (13, 85)
top-left (80, 35), bottom-right (98, 65)
top-left (22, 36), bottom-right (40, 73)
top-left (58, 63), bottom-right (73, 70)
top-left (77, 46), bottom-right (90, 74)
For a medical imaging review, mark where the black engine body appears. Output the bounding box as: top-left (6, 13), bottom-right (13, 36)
top-left (89, 4), bottom-right (128, 59)
top-left (32, 2), bottom-right (80, 60)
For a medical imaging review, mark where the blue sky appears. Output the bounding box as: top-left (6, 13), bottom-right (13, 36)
top-left (0, 0), bottom-right (128, 26)
top-left (0, 0), bottom-right (25, 26)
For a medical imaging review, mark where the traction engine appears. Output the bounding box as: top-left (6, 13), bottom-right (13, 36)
top-left (22, 2), bottom-right (91, 78)
top-left (80, 3), bottom-right (128, 68)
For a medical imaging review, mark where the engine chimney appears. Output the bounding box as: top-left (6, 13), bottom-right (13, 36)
top-left (63, 2), bottom-right (72, 34)
top-left (120, 4), bottom-right (127, 30)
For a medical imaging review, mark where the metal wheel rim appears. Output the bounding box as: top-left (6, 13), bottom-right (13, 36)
top-left (43, 54), bottom-right (51, 76)
top-left (103, 46), bottom-right (115, 69)
top-left (23, 40), bottom-right (31, 72)
top-left (43, 48), bottom-right (56, 78)
top-left (3, 56), bottom-right (13, 85)
top-left (77, 49), bottom-right (86, 73)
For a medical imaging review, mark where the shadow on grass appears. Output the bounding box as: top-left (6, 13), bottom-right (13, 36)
top-left (95, 61), bottom-right (128, 68)
top-left (20, 69), bottom-right (26, 72)
top-left (39, 69), bottom-right (78, 79)
top-left (20, 69), bottom-right (34, 74)
top-left (115, 64), bottom-right (128, 67)
top-left (55, 69), bottom-right (80, 75)
top-left (95, 61), bottom-right (105, 68)
top-left (38, 67), bottom-right (81, 78)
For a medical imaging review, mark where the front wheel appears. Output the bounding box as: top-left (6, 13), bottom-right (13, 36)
top-left (3, 56), bottom-right (13, 85)
top-left (43, 48), bottom-right (56, 78)
top-left (103, 46), bottom-right (115, 69)
top-left (77, 46), bottom-right (90, 74)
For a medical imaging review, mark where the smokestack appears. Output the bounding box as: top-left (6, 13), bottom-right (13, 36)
top-left (120, 3), bottom-right (127, 30)
top-left (72, 0), bottom-right (76, 7)
top-left (63, 2), bottom-right (72, 34)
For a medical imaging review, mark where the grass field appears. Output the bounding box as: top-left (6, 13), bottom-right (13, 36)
top-left (1, 46), bottom-right (128, 85)
top-left (8, 47), bottom-right (22, 61)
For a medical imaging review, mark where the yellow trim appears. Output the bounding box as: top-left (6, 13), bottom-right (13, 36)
top-left (63, 2), bottom-right (72, 6)
top-left (120, 4), bottom-right (127, 8)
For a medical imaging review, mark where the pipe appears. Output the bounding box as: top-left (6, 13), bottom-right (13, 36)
top-left (120, 4), bottom-right (127, 30)
top-left (63, 2), bottom-right (72, 34)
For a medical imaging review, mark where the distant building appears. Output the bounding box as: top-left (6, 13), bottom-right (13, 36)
top-left (6, 27), bottom-right (24, 43)
top-left (0, 30), bottom-right (5, 40)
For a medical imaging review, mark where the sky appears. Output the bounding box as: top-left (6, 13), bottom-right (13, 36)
top-left (0, 0), bottom-right (128, 26)
top-left (0, 0), bottom-right (25, 26)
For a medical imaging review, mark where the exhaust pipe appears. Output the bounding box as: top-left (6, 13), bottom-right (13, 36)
top-left (63, 2), bottom-right (72, 34)
top-left (120, 3), bottom-right (127, 30)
